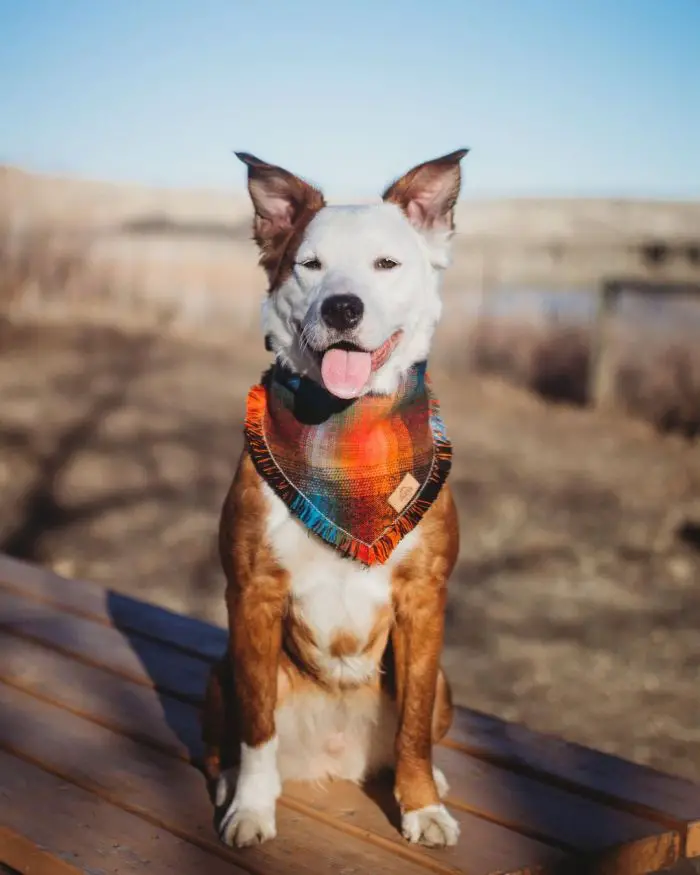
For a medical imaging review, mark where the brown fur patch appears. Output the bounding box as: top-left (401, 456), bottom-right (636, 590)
top-left (362, 604), bottom-right (394, 662)
top-left (283, 600), bottom-right (323, 679)
top-left (237, 153), bottom-right (325, 292)
top-left (263, 196), bottom-right (325, 292)
top-left (390, 484), bottom-right (459, 812)
top-left (432, 667), bottom-right (454, 743)
top-left (382, 149), bottom-right (467, 232)
top-left (217, 451), bottom-right (290, 749)
top-left (329, 629), bottom-right (361, 658)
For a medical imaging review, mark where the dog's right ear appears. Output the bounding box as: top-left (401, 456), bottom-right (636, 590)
top-left (235, 152), bottom-right (326, 255)
top-left (382, 149), bottom-right (469, 234)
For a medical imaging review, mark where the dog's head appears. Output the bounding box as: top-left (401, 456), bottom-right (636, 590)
top-left (237, 149), bottom-right (468, 398)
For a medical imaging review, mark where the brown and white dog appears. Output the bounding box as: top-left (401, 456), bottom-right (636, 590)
top-left (202, 148), bottom-right (468, 850)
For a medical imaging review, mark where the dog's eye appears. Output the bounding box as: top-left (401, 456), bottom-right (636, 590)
top-left (299, 257), bottom-right (323, 271)
top-left (374, 257), bottom-right (400, 271)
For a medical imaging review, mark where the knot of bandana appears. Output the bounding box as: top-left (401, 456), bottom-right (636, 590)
top-left (244, 361), bottom-right (452, 565)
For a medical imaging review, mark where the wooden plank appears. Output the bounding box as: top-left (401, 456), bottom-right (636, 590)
top-left (0, 645), bottom-right (568, 875)
top-left (687, 821), bottom-right (700, 857)
top-left (434, 746), bottom-right (671, 853)
top-left (0, 681), bottom-right (489, 875)
top-left (0, 754), bottom-right (248, 875)
top-left (584, 832), bottom-right (681, 875)
top-left (0, 555), bottom-right (228, 660)
top-left (281, 778), bottom-right (567, 875)
top-left (3, 566), bottom-right (698, 836)
top-left (0, 630), bottom-right (198, 761)
top-left (0, 827), bottom-right (84, 875)
top-left (0, 587), bottom-right (209, 702)
top-left (447, 710), bottom-right (700, 826)
top-left (0, 626), bottom-right (674, 870)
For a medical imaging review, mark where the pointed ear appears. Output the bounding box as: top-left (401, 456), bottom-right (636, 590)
top-left (235, 151), bottom-right (325, 252)
top-left (382, 148), bottom-right (469, 232)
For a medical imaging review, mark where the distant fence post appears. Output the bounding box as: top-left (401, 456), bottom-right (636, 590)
top-left (588, 280), bottom-right (620, 409)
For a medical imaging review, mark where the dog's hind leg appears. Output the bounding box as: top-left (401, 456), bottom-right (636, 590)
top-left (201, 657), bottom-right (239, 790)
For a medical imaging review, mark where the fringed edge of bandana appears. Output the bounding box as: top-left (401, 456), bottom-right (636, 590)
top-left (244, 381), bottom-right (452, 567)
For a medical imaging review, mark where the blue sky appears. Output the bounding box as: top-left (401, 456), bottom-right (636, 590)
top-left (1, 0), bottom-right (699, 198)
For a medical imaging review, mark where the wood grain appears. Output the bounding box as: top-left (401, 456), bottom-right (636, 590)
top-left (0, 682), bottom-right (456, 875)
top-left (0, 604), bottom-right (671, 859)
top-left (0, 553), bottom-right (227, 660)
top-left (0, 755), bottom-right (247, 875)
top-left (0, 637), bottom-right (567, 875)
top-left (3, 557), bottom-right (698, 835)
top-left (0, 587), bottom-right (209, 701)
top-left (1, 556), bottom-right (698, 874)
top-left (447, 709), bottom-right (700, 825)
top-left (687, 820), bottom-right (700, 858)
top-left (0, 827), bottom-right (85, 875)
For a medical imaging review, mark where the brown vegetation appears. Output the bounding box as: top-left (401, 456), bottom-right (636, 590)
top-left (1, 320), bottom-right (698, 783)
top-left (1, 183), bottom-right (699, 782)
top-left (0, 219), bottom-right (88, 308)
top-left (468, 316), bottom-right (700, 437)
top-left (2, 220), bottom-right (699, 438)
top-left (618, 343), bottom-right (700, 439)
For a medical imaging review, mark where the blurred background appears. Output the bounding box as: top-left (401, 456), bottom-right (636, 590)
top-left (1, 1), bottom-right (699, 780)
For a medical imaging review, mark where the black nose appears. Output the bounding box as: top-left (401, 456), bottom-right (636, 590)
top-left (320, 294), bottom-right (364, 331)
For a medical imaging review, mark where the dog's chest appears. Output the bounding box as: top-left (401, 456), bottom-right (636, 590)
top-left (262, 483), bottom-right (418, 684)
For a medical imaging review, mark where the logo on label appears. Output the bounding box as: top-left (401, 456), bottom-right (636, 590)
top-left (388, 473), bottom-right (420, 513)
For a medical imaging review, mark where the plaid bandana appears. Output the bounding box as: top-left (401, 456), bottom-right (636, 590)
top-left (244, 361), bottom-right (452, 566)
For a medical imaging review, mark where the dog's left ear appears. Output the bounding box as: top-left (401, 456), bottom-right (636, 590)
top-left (382, 148), bottom-right (469, 234)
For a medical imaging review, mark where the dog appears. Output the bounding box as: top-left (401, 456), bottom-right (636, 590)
top-left (202, 147), bottom-right (468, 851)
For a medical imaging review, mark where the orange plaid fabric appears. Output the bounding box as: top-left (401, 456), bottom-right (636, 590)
top-left (244, 362), bottom-right (452, 565)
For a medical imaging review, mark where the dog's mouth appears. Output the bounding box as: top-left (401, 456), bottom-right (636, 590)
top-left (313, 330), bottom-right (403, 399)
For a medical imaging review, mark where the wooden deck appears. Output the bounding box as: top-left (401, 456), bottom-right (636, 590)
top-left (0, 553), bottom-right (699, 875)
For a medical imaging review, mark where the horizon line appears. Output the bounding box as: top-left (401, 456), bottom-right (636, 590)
top-left (3, 161), bottom-right (700, 205)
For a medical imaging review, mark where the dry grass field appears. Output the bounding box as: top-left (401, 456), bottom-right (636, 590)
top-left (1, 315), bottom-right (699, 783)
top-left (1, 167), bottom-right (699, 783)
top-left (468, 315), bottom-right (700, 437)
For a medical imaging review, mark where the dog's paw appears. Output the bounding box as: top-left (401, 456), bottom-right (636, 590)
top-left (219, 801), bottom-right (277, 848)
top-left (401, 803), bottom-right (460, 848)
top-left (432, 765), bottom-right (450, 800)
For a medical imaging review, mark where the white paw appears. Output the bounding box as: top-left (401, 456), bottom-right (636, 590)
top-left (401, 803), bottom-right (460, 848)
top-left (219, 801), bottom-right (277, 848)
top-left (215, 738), bottom-right (281, 849)
top-left (432, 765), bottom-right (450, 800)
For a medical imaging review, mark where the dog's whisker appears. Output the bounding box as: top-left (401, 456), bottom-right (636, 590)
top-left (299, 322), bottom-right (321, 358)
top-left (299, 325), bottom-right (312, 355)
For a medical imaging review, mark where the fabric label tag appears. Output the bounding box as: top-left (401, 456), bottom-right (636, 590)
top-left (388, 473), bottom-right (420, 513)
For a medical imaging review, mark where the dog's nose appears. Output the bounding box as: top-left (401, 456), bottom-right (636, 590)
top-left (320, 294), bottom-right (364, 331)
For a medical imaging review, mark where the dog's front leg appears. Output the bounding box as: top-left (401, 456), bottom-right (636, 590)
top-left (391, 570), bottom-right (460, 848)
top-left (217, 576), bottom-right (287, 848)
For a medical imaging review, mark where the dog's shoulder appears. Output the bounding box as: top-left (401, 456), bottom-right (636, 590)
top-left (392, 484), bottom-right (460, 604)
top-left (219, 450), bottom-right (286, 589)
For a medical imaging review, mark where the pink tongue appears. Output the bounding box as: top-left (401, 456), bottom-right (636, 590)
top-left (321, 348), bottom-right (372, 399)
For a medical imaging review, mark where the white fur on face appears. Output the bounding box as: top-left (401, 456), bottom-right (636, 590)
top-left (262, 202), bottom-right (454, 395)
